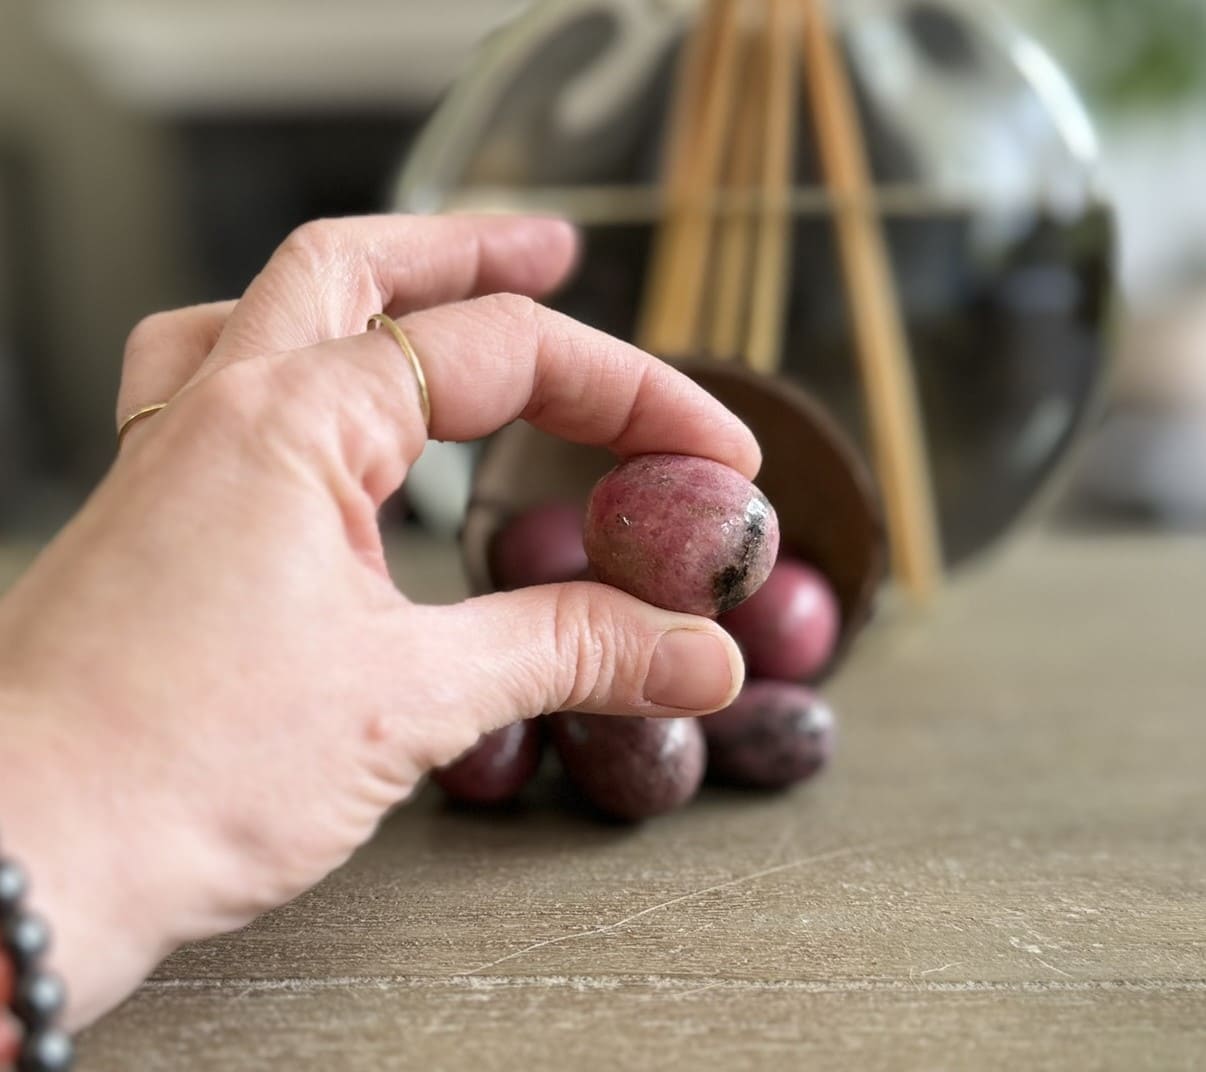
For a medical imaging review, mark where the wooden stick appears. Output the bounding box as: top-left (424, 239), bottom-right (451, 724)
top-left (745, 0), bottom-right (798, 374)
top-left (658, 1), bottom-right (724, 203)
top-left (637, 0), bottom-right (745, 358)
top-left (657, 0), bottom-right (746, 355)
top-left (636, 0), bottom-right (723, 352)
top-left (706, 23), bottom-right (764, 361)
top-left (798, 0), bottom-right (943, 601)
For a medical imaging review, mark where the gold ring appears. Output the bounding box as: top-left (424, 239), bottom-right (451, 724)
top-left (367, 313), bottom-right (432, 430)
top-left (117, 402), bottom-right (170, 448)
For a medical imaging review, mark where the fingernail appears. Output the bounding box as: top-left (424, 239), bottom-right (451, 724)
top-left (644, 629), bottom-right (740, 711)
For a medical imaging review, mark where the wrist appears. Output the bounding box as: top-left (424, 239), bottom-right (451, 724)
top-left (0, 683), bottom-right (225, 1029)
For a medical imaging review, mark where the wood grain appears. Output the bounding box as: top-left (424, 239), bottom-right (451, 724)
top-left (2, 528), bottom-right (1195, 1070)
top-left (79, 983), bottom-right (1206, 1072)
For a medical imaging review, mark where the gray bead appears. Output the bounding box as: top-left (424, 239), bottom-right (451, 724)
top-left (0, 858), bottom-right (27, 914)
top-left (4, 911), bottom-right (49, 968)
top-left (14, 971), bottom-right (66, 1029)
top-left (17, 1027), bottom-right (75, 1072)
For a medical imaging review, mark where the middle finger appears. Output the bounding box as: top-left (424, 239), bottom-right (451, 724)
top-left (202, 214), bottom-right (579, 374)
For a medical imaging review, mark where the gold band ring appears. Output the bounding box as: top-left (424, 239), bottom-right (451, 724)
top-left (117, 402), bottom-right (170, 448)
top-left (367, 313), bottom-right (432, 430)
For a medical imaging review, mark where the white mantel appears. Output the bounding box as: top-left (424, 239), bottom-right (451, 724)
top-left (37, 0), bottom-right (531, 112)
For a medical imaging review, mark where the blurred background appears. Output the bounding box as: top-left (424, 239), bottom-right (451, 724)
top-left (0, 0), bottom-right (1204, 554)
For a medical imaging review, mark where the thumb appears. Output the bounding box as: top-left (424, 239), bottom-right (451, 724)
top-left (425, 581), bottom-right (746, 728)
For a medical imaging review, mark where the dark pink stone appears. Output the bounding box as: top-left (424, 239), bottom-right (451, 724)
top-left (703, 681), bottom-right (835, 789)
top-left (489, 502), bottom-right (587, 590)
top-left (431, 720), bottom-right (544, 805)
top-left (720, 557), bottom-right (840, 681)
top-left (550, 713), bottom-right (705, 821)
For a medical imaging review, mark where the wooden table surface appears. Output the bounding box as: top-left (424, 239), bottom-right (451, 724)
top-left (8, 529), bottom-right (1202, 1069)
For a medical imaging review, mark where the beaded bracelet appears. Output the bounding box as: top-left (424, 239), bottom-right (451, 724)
top-left (0, 848), bottom-right (73, 1072)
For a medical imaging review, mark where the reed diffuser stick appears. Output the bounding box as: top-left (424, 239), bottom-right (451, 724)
top-left (745, 0), bottom-right (798, 374)
top-left (707, 25), bottom-right (764, 361)
top-left (798, 0), bottom-right (943, 600)
top-left (638, 0), bottom-right (744, 357)
top-left (636, 0), bottom-right (723, 352)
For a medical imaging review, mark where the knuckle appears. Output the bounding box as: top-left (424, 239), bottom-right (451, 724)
top-left (550, 585), bottom-right (623, 711)
top-left (191, 357), bottom-right (344, 467)
top-left (262, 351), bottom-right (321, 410)
top-left (123, 310), bottom-right (175, 362)
top-left (536, 309), bottom-right (582, 363)
top-left (278, 218), bottom-right (344, 276)
top-left (476, 291), bottom-right (542, 334)
top-left (189, 360), bottom-right (275, 431)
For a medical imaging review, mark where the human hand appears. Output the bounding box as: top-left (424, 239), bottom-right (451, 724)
top-left (0, 215), bottom-right (755, 1031)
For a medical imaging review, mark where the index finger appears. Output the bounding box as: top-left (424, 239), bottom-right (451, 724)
top-left (208, 214), bottom-right (578, 365)
top-left (272, 293), bottom-right (762, 482)
top-left (410, 296), bottom-right (762, 477)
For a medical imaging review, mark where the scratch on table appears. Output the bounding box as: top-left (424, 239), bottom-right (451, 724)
top-left (919, 962), bottom-right (963, 977)
top-left (1009, 935), bottom-right (1075, 979)
top-left (758, 823), bottom-right (799, 870)
top-left (1035, 956), bottom-right (1074, 979)
top-left (460, 840), bottom-right (888, 976)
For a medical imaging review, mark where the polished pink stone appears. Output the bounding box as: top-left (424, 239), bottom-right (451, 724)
top-left (583, 454), bottom-right (779, 617)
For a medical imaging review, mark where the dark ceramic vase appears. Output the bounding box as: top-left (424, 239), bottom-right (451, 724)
top-left (395, 0), bottom-right (1115, 570)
